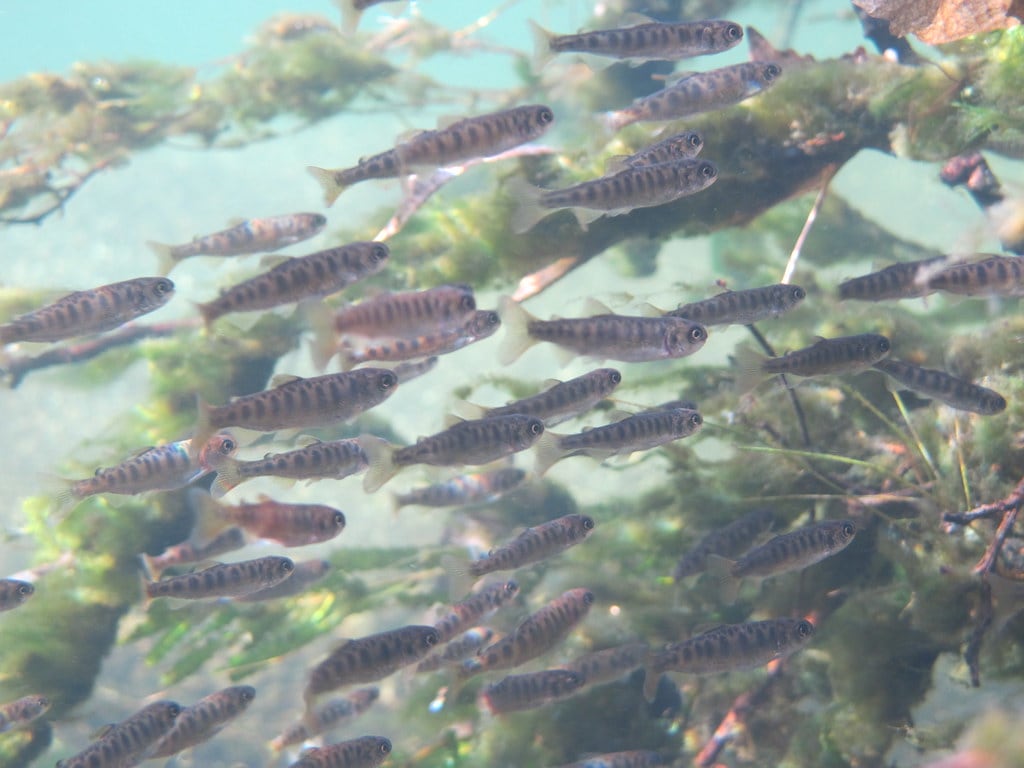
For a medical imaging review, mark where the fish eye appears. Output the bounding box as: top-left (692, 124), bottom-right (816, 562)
top-left (241, 687), bottom-right (256, 701)
top-left (688, 132), bottom-right (702, 149)
top-left (688, 325), bottom-right (706, 343)
top-left (689, 412), bottom-right (703, 428)
top-left (529, 420), bottom-right (544, 435)
top-left (18, 582), bottom-right (34, 597)
top-left (425, 630), bottom-right (440, 646)
top-left (582, 591), bottom-right (595, 605)
top-left (505, 580), bottom-right (519, 593)
top-left (372, 244), bottom-right (389, 262)
top-left (538, 107), bottom-right (554, 124)
top-left (155, 279), bottom-right (174, 294)
top-left (281, 559), bottom-right (295, 572)
top-left (725, 23), bottom-right (743, 41)
top-left (582, 516), bottom-right (595, 530)
top-left (842, 521), bottom-right (855, 537)
top-left (379, 740), bottom-right (393, 754)
top-left (764, 63), bottom-right (782, 80)
top-left (460, 294), bottom-right (477, 311)
top-left (220, 438), bottom-right (237, 454)
top-left (313, 214), bottom-right (327, 226)
top-left (168, 703), bottom-right (182, 718)
top-left (334, 511), bottom-right (347, 527)
top-left (797, 620), bottom-right (814, 638)
top-left (379, 371), bottom-right (398, 389)
top-left (792, 286), bottom-right (806, 300)
top-left (609, 370), bottom-right (622, 384)
top-left (877, 338), bottom-right (891, 353)
top-left (700, 162), bottom-right (716, 178)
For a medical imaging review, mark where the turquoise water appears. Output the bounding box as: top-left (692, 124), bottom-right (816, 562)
top-left (2, 1), bottom-right (1023, 767)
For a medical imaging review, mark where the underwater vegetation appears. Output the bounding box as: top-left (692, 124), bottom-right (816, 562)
top-left (4, 1), bottom-right (1024, 767)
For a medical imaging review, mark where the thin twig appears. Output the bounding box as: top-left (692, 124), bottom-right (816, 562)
top-left (781, 166), bottom-right (835, 285)
top-left (964, 578), bottom-right (993, 687)
top-left (745, 323), bottom-right (811, 446)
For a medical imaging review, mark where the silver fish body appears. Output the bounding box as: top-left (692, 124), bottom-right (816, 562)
top-left (668, 284), bottom-right (806, 326)
top-left (873, 358), bottom-right (1006, 414)
top-left (537, 19), bottom-right (743, 63)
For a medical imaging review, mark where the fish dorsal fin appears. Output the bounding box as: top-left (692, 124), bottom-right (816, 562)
top-left (259, 254), bottom-right (294, 269)
top-left (620, 11), bottom-right (656, 26)
top-left (270, 373), bottom-right (304, 388)
top-left (127, 446), bottom-right (158, 460)
top-left (582, 297), bottom-right (614, 316)
top-left (91, 723), bottom-right (117, 740)
top-left (395, 128), bottom-right (428, 145)
top-left (295, 434), bottom-right (323, 447)
top-left (442, 413), bottom-right (466, 428)
top-left (256, 493), bottom-right (273, 503)
top-left (540, 378), bottom-right (563, 391)
top-left (226, 217), bottom-right (246, 227)
top-left (436, 114), bottom-right (466, 130)
top-left (605, 409), bottom-right (634, 422)
top-left (604, 155), bottom-right (631, 174)
top-left (637, 302), bottom-right (665, 317)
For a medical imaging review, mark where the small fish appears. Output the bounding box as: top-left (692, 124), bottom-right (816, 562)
top-left (144, 556), bottom-right (295, 602)
top-left (288, 735), bottom-right (393, 768)
top-left (417, 627), bottom-right (497, 673)
top-left (873, 358), bottom-right (1007, 415)
top-left (192, 491), bottom-right (346, 547)
top-left (305, 625), bottom-right (440, 706)
top-left (432, 580), bottom-right (521, 643)
top-left (392, 467), bottom-right (527, 513)
top-left (460, 588), bottom-right (594, 679)
top-left (271, 688), bottom-right (379, 751)
top-left (257, 13), bottom-right (338, 42)
top-left (734, 333), bottom-right (891, 393)
top-left (837, 257), bottom-right (946, 301)
top-left (708, 519), bottom-right (857, 603)
top-left (925, 254), bottom-right (1024, 296)
top-left (143, 526), bottom-right (247, 578)
top-left (555, 750), bottom-right (665, 768)
top-left (208, 438), bottom-right (367, 498)
top-left (479, 668), bottom-right (583, 714)
top-left (391, 356), bottom-right (439, 383)
top-left (0, 578), bottom-right (34, 612)
top-left (458, 368), bottom-right (622, 426)
top-left (237, 559), bottom-right (332, 602)
top-left (607, 130), bottom-right (704, 172)
top-left (339, 309), bottom-right (500, 371)
top-left (606, 61), bottom-right (782, 131)
top-left (642, 618), bottom-right (815, 700)
top-left (535, 407), bottom-right (703, 475)
top-left (197, 241), bottom-right (389, 328)
top-left (56, 700), bottom-right (182, 768)
top-left (0, 277), bottom-right (174, 345)
top-left (196, 369), bottom-right (398, 443)
top-left (531, 19), bottom-right (743, 67)
top-left (60, 432), bottom-right (237, 508)
top-left (562, 642), bottom-right (649, 687)
top-left (672, 508), bottom-right (775, 582)
top-left (668, 284), bottom-right (806, 326)
top-left (447, 515), bottom-right (595, 594)
top-left (510, 157), bottom-right (718, 233)
top-left (147, 212), bottom-right (326, 275)
top-left (148, 686), bottom-right (256, 759)
top-left (359, 414), bottom-right (545, 492)
top-left (308, 105), bottom-right (555, 205)
top-left (498, 296), bottom-right (708, 365)
top-left (0, 695), bottom-right (50, 734)
top-left (329, 284), bottom-right (477, 339)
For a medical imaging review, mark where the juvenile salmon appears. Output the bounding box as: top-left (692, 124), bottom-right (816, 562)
top-left (271, 688), bottom-right (379, 751)
top-left (668, 284), bottom-right (806, 326)
top-left (149, 686), bottom-right (256, 759)
top-left (672, 508), bottom-right (775, 582)
top-left (837, 257), bottom-right (946, 301)
top-left (479, 669), bottom-right (583, 714)
top-left (393, 467), bottom-right (527, 513)
top-left (209, 437), bottom-right (368, 497)
top-left (459, 368), bottom-right (622, 426)
top-left (735, 333), bottom-right (891, 393)
top-left (873, 358), bottom-right (1006, 414)
top-left (144, 556), bottom-right (295, 601)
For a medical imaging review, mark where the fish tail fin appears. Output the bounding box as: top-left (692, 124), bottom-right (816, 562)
top-left (187, 487), bottom-right (229, 543)
top-left (506, 176), bottom-right (550, 234)
top-left (338, 343), bottom-right (359, 372)
top-left (52, 485), bottom-right (80, 517)
top-left (440, 553), bottom-right (475, 600)
top-left (359, 435), bottom-right (399, 492)
top-left (211, 456), bottom-right (243, 498)
top-left (307, 166), bottom-right (345, 207)
top-left (533, 431), bottom-right (566, 476)
top-left (527, 20), bottom-right (555, 71)
top-left (195, 300), bottom-right (221, 332)
top-left (140, 553), bottom-right (160, 580)
top-left (496, 295), bottom-right (539, 365)
top-left (388, 492), bottom-right (402, 518)
top-left (139, 570), bottom-right (156, 611)
top-left (706, 554), bottom-right (741, 604)
top-left (333, 0), bottom-right (363, 35)
top-left (451, 399), bottom-right (486, 421)
top-left (733, 342), bottom-right (770, 395)
top-left (304, 301), bottom-right (338, 371)
top-left (601, 109), bottom-right (632, 136)
top-left (641, 665), bottom-right (662, 703)
top-left (147, 241), bottom-right (179, 276)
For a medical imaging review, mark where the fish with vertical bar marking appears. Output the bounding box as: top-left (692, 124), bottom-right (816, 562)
top-left (837, 256), bottom-right (947, 301)
top-left (0, 695), bottom-right (49, 733)
top-left (458, 368), bottom-right (622, 426)
top-left (237, 559), bottom-right (331, 602)
top-left (673, 508), bottom-right (775, 582)
top-left (148, 686), bottom-right (256, 759)
top-left (668, 284), bottom-right (806, 326)
top-left (873, 358), bottom-right (1006, 414)
top-left (288, 734), bottom-right (392, 768)
top-left (924, 253), bottom-right (1024, 296)
top-left (555, 751), bottom-right (666, 768)
top-left (143, 526), bottom-right (247, 578)
top-left (393, 467), bottom-right (527, 513)
top-left (479, 668), bottom-right (584, 714)
top-left (417, 627), bottom-right (497, 673)
top-left (56, 700), bottom-right (182, 768)
top-left (144, 556), bottom-right (294, 601)
top-left (190, 490), bottom-right (346, 547)
top-left (562, 642), bottom-right (650, 688)
top-left (608, 130), bottom-right (704, 172)
top-left (271, 688), bottom-right (380, 751)
top-left (734, 333), bottom-right (891, 393)
top-left (432, 580), bottom-right (521, 643)
top-left (0, 579), bottom-right (34, 612)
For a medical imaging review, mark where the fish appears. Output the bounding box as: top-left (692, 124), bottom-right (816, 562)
top-left (0, 695), bottom-right (50, 734)
top-left (208, 437), bottom-right (368, 498)
top-left (535, 407), bottom-right (703, 475)
top-left (359, 413), bottom-right (545, 492)
top-left (59, 432), bottom-right (237, 509)
top-left (305, 625), bottom-right (440, 706)
top-left (236, 559), bottom-right (332, 602)
top-left (147, 212), bottom-right (326, 275)
top-left (498, 296), bottom-right (708, 365)
top-left (197, 241), bottom-right (389, 328)
top-left (148, 686), bottom-right (256, 759)
top-left (446, 515), bottom-right (596, 595)
top-left (707, 519), bottom-right (857, 603)
top-left (734, 333), bottom-right (891, 393)
top-left (271, 688), bottom-right (380, 751)
top-left (327, 283), bottom-right (477, 339)
top-left (555, 750), bottom-right (666, 768)
top-left (143, 556), bottom-right (295, 602)
top-left (308, 105), bottom-right (555, 205)
top-left (562, 642), bottom-right (650, 688)
top-left (393, 467), bottom-right (527, 513)
top-left (338, 309), bottom-right (500, 371)
top-left (288, 735), bottom-right (392, 768)
top-left (0, 276), bottom-right (174, 345)
top-left (479, 668), bottom-right (584, 714)
top-left (606, 61), bottom-right (782, 131)
top-left (457, 368), bottom-right (622, 426)
top-left (642, 618), bottom-right (815, 700)
top-left (531, 19), bottom-right (743, 67)
top-left (190, 490), bottom-right (346, 547)
top-left (925, 254), bottom-right (1024, 296)
top-left (459, 588), bottom-right (595, 679)
top-left (417, 627), bottom-right (497, 673)
top-left (606, 130), bottom-right (704, 173)
top-left (667, 284), bottom-right (806, 326)
top-left (672, 508), bottom-right (775, 582)
top-left (509, 157), bottom-right (718, 233)
top-left (56, 700), bottom-right (182, 768)
top-left (837, 257), bottom-right (947, 301)
top-left (873, 358), bottom-right (1007, 415)
top-left (392, 356), bottom-right (439, 383)
top-left (195, 369), bottom-right (398, 445)
top-left (432, 580), bottom-right (521, 643)
top-left (143, 526), bottom-right (248, 578)
top-left (0, 578), bottom-right (34, 612)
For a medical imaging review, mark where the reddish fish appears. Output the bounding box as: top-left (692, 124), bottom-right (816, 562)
top-left (193, 491), bottom-right (346, 547)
